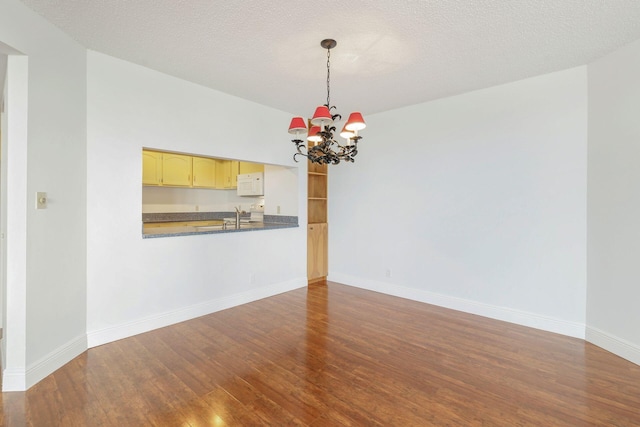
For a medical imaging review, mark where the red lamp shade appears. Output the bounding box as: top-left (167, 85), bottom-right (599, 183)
top-left (345, 112), bottom-right (366, 131)
top-left (310, 105), bottom-right (333, 127)
top-left (307, 126), bottom-right (322, 144)
top-left (340, 124), bottom-right (355, 140)
top-left (288, 116), bottom-right (307, 135)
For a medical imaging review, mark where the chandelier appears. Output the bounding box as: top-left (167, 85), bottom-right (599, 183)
top-left (288, 39), bottom-right (366, 165)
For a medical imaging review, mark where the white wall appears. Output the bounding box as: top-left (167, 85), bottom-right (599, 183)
top-left (264, 164), bottom-right (299, 216)
top-left (329, 67), bottom-right (588, 337)
top-left (0, 0), bottom-right (87, 390)
top-left (587, 38), bottom-right (640, 365)
top-left (0, 53), bottom-right (7, 362)
top-left (86, 51), bottom-right (306, 346)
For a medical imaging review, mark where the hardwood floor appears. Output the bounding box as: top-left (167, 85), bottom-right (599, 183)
top-left (2, 282), bottom-right (640, 426)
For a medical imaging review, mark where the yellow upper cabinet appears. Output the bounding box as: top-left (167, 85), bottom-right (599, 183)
top-left (216, 160), bottom-right (239, 189)
top-left (192, 156), bottom-right (217, 188)
top-left (239, 161), bottom-right (264, 174)
top-left (162, 153), bottom-right (192, 187)
top-left (142, 150), bottom-right (163, 185)
top-left (230, 160), bottom-right (239, 188)
top-left (142, 150), bottom-right (260, 190)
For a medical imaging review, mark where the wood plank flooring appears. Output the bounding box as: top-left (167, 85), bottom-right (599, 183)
top-left (2, 281), bottom-right (640, 426)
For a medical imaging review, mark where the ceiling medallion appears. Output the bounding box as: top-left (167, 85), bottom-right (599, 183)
top-left (288, 39), bottom-right (366, 165)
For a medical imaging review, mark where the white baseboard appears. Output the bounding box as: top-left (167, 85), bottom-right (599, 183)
top-left (3, 334), bottom-right (87, 392)
top-left (329, 273), bottom-right (586, 339)
top-left (0, 337), bottom-right (4, 377)
top-left (586, 326), bottom-right (640, 366)
top-left (87, 278), bottom-right (307, 348)
top-left (26, 334), bottom-right (88, 390)
top-left (2, 367), bottom-right (26, 391)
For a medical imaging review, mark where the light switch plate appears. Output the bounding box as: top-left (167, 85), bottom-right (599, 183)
top-left (36, 192), bottom-right (47, 209)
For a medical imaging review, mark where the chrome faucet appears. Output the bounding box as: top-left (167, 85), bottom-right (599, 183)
top-left (235, 206), bottom-right (243, 229)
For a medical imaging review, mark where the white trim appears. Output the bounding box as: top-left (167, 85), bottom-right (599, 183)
top-left (87, 278), bottom-right (306, 348)
top-left (329, 273), bottom-right (586, 339)
top-left (2, 367), bottom-right (26, 391)
top-left (25, 334), bottom-right (87, 390)
top-left (2, 55), bottom-right (29, 392)
top-left (586, 326), bottom-right (640, 366)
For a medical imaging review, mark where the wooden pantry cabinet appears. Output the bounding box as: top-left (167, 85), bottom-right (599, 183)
top-left (307, 160), bottom-right (328, 283)
top-left (307, 222), bottom-right (328, 282)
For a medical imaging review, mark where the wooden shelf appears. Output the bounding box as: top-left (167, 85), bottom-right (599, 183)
top-left (307, 157), bottom-right (328, 282)
top-left (308, 199), bottom-right (327, 224)
top-left (308, 174), bottom-right (327, 199)
top-left (308, 161), bottom-right (327, 174)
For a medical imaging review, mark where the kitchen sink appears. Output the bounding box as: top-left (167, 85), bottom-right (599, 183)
top-left (194, 222), bottom-right (264, 231)
top-left (194, 225), bottom-right (225, 231)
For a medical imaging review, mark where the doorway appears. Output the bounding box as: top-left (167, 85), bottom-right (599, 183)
top-left (0, 43), bottom-right (29, 391)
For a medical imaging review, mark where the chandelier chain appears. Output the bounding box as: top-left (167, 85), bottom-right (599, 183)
top-left (326, 47), bottom-right (331, 107)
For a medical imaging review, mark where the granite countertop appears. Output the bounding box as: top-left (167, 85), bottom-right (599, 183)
top-left (142, 212), bottom-right (298, 238)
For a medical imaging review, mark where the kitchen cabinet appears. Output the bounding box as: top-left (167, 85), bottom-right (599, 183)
top-left (162, 153), bottom-right (192, 187)
top-left (239, 161), bottom-right (264, 174)
top-left (216, 160), bottom-right (239, 189)
top-left (192, 156), bottom-right (217, 188)
top-left (142, 149), bottom-right (262, 190)
top-left (308, 160), bottom-right (328, 283)
top-left (307, 223), bottom-right (328, 282)
top-left (142, 150), bottom-right (163, 185)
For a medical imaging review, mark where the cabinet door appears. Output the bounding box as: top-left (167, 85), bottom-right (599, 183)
top-left (142, 150), bottom-right (163, 185)
top-left (163, 153), bottom-right (192, 186)
top-left (307, 223), bottom-right (328, 282)
top-left (229, 160), bottom-right (239, 188)
top-left (239, 161), bottom-right (264, 174)
top-left (215, 160), bottom-right (227, 189)
top-left (216, 160), bottom-right (239, 189)
top-left (192, 157), bottom-right (217, 188)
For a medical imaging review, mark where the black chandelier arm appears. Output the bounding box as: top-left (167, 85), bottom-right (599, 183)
top-left (291, 129), bottom-right (361, 164)
top-left (324, 104), bottom-right (342, 122)
top-left (292, 139), bottom-right (309, 162)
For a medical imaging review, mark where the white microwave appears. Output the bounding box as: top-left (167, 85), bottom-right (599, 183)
top-left (237, 172), bottom-right (264, 196)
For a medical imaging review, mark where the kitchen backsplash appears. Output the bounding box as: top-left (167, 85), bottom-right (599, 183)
top-left (142, 186), bottom-right (263, 214)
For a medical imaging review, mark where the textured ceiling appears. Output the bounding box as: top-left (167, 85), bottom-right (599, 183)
top-left (15, 0), bottom-right (640, 117)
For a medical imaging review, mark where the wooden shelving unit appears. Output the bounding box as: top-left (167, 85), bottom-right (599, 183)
top-left (307, 161), bottom-right (328, 283)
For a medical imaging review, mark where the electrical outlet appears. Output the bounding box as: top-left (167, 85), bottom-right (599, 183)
top-left (36, 192), bottom-right (47, 209)
top-left (277, 205), bottom-right (281, 214)
top-left (249, 273), bottom-right (256, 284)
top-left (385, 268), bottom-right (392, 278)
top-left (195, 205), bottom-right (199, 212)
